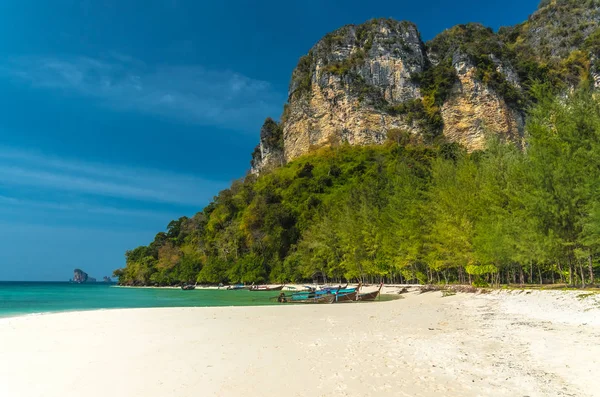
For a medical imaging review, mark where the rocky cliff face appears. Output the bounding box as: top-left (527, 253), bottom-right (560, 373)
top-left (427, 24), bottom-right (527, 150)
top-left (439, 58), bottom-right (524, 150)
top-left (73, 269), bottom-right (89, 283)
top-left (281, 20), bottom-right (426, 163)
top-left (251, 1), bottom-right (600, 172)
top-left (250, 118), bottom-right (285, 174)
top-left (519, 0), bottom-right (600, 60)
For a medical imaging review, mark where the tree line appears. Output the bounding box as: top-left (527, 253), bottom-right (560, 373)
top-left (114, 87), bottom-right (600, 287)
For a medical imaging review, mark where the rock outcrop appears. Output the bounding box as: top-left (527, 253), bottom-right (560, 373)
top-left (73, 269), bottom-right (96, 283)
top-left (518, 0), bottom-right (600, 61)
top-left (73, 269), bottom-right (88, 283)
top-left (251, 118), bottom-right (285, 174)
top-left (250, 1), bottom-right (600, 173)
top-left (281, 19), bottom-right (425, 163)
top-left (439, 55), bottom-right (524, 150)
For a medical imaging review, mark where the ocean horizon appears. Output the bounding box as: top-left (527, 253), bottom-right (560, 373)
top-left (0, 282), bottom-right (279, 318)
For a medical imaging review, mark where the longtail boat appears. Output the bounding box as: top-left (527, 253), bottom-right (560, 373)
top-left (334, 290), bottom-right (358, 302)
top-left (249, 285), bottom-right (285, 292)
top-left (358, 283), bottom-right (383, 301)
top-left (276, 292), bottom-right (335, 304)
top-left (181, 284), bottom-right (196, 290)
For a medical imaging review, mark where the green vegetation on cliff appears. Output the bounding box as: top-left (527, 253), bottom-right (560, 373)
top-left (115, 87), bottom-right (600, 287)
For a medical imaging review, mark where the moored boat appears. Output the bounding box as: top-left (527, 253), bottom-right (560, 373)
top-left (334, 290), bottom-right (358, 302)
top-left (276, 292), bottom-right (335, 304)
top-left (290, 283), bottom-right (359, 300)
top-left (358, 283), bottom-right (383, 301)
top-left (181, 284), bottom-right (196, 290)
top-left (249, 285), bottom-right (285, 291)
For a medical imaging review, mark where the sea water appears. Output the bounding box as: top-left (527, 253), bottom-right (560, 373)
top-left (0, 282), bottom-right (278, 318)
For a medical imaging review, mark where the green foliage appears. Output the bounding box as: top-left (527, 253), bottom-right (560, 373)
top-left (385, 59), bottom-right (458, 138)
top-left (555, 50), bottom-right (591, 87)
top-left (583, 28), bottom-right (600, 55)
top-left (386, 129), bottom-right (412, 146)
top-left (428, 24), bottom-right (498, 62)
top-left (291, 53), bottom-right (314, 99)
top-left (260, 118), bottom-right (284, 150)
top-left (428, 24), bottom-right (524, 107)
top-left (323, 50), bottom-right (367, 76)
top-left (385, 98), bottom-right (443, 141)
top-left (115, 87), bottom-right (600, 287)
top-left (519, 0), bottom-right (600, 60)
top-left (415, 60), bottom-right (458, 107)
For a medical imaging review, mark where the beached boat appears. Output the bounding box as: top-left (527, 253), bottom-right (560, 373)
top-left (290, 284), bottom-right (358, 299)
top-left (358, 283), bottom-right (383, 301)
top-left (327, 283), bottom-right (361, 302)
top-left (276, 293), bottom-right (335, 304)
top-left (249, 285), bottom-right (285, 292)
top-left (334, 290), bottom-right (358, 302)
top-left (181, 284), bottom-right (196, 290)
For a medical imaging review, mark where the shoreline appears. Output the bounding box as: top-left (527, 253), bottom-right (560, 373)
top-left (0, 294), bottom-right (402, 321)
top-left (0, 290), bottom-right (598, 397)
top-left (0, 283), bottom-right (401, 320)
top-left (2, 284), bottom-right (598, 320)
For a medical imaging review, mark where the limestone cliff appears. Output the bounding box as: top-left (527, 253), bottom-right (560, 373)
top-left (281, 19), bottom-right (426, 163)
top-left (250, 1), bottom-right (600, 173)
top-left (518, 0), bottom-right (600, 61)
top-left (427, 25), bottom-right (526, 150)
top-left (73, 269), bottom-right (89, 283)
top-left (440, 58), bottom-right (524, 150)
top-left (251, 118), bottom-right (285, 174)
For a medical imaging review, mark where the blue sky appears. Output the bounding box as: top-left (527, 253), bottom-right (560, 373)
top-left (0, 0), bottom-right (540, 280)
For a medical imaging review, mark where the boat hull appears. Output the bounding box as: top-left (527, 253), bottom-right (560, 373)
top-left (358, 290), bottom-right (380, 301)
top-left (335, 290), bottom-right (358, 303)
top-left (357, 283), bottom-right (383, 301)
top-left (277, 293), bottom-right (335, 304)
top-left (249, 285), bottom-right (285, 292)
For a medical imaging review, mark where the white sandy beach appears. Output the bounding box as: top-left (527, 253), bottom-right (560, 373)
top-left (0, 288), bottom-right (598, 397)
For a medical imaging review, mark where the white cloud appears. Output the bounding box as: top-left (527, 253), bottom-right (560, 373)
top-left (0, 194), bottom-right (176, 219)
top-left (0, 54), bottom-right (283, 131)
top-left (0, 146), bottom-right (228, 207)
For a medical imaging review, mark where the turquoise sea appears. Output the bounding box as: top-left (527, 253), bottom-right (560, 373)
top-left (0, 282), bottom-right (279, 318)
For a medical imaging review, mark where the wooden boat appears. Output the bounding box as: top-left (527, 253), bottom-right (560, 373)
top-left (181, 284), bottom-right (196, 290)
top-left (358, 283), bottom-right (383, 301)
top-left (291, 283), bottom-right (359, 300)
top-left (249, 285), bottom-right (285, 292)
top-left (334, 290), bottom-right (358, 302)
top-left (276, 293), bottom-right (335, 304)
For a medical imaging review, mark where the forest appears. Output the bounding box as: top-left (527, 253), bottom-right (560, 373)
top-left (114, 86), bottom-right (600, 287)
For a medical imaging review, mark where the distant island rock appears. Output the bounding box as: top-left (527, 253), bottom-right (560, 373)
top-left (73, 269), bottom-right (96, 283)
